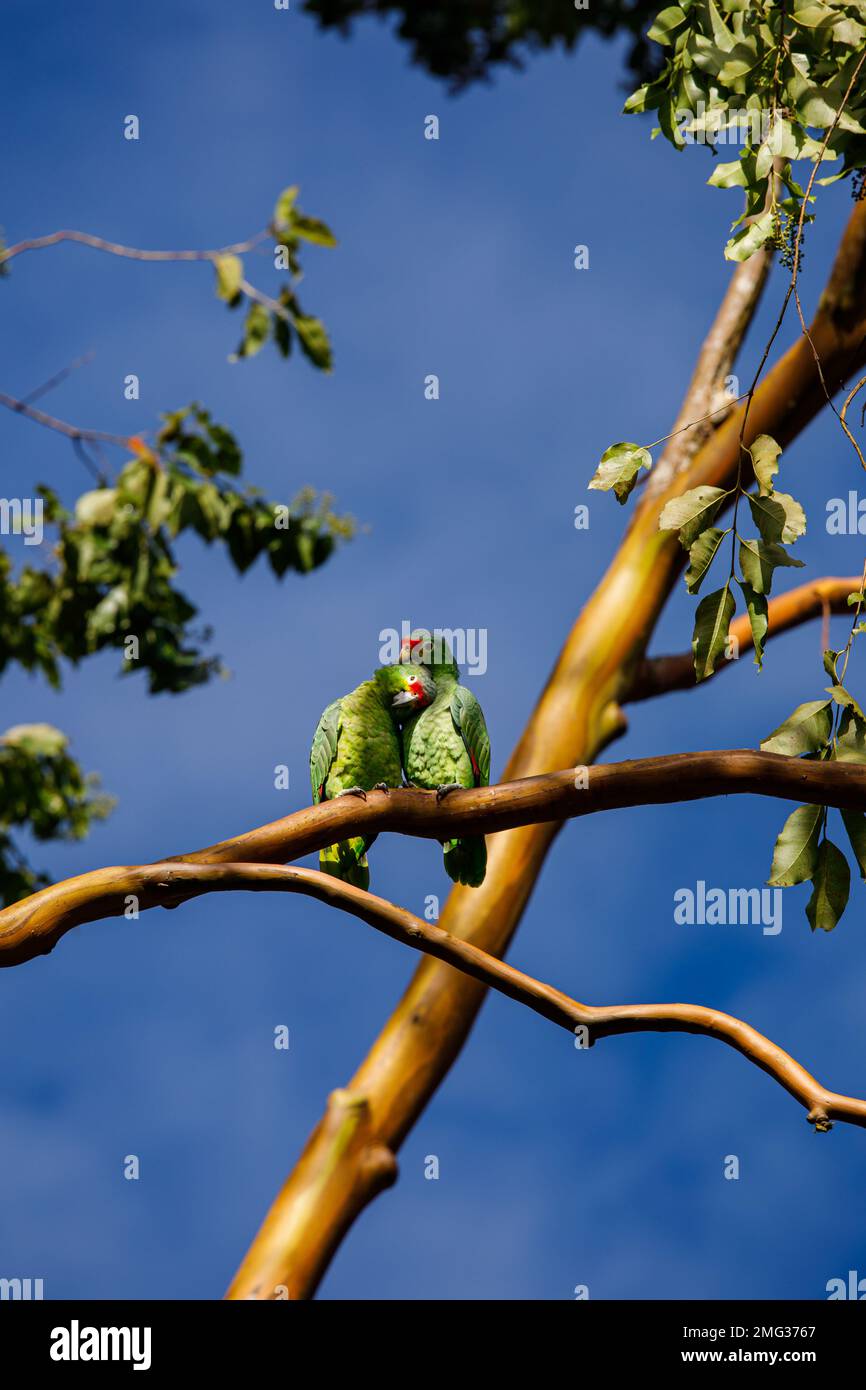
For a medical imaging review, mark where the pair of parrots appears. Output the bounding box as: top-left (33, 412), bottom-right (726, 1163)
top-left (310, 629), bottom-right (491, 890)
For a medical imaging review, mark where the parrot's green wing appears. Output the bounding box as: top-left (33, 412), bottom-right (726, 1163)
top-left (310, 697), bottom-right (342, 803)
top-left (450, 686), bottom-right (491, 787)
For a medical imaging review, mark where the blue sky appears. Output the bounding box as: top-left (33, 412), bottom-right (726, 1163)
top-left (1, 0), bottom-right (865, 1300)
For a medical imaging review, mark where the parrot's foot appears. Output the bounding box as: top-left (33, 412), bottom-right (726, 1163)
top-left (373, 782), bottom-right (390, 792)
top-left (435, 783), bottom-right (464, 803)
top-left (336, 786), bottom-right (368, 801)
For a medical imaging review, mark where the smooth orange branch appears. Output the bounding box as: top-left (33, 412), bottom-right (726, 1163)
top-left (2, 749), bottom-right (865, 968)
top-left (232, 199), bottom-right (866, 1303)
top-left (219, 864), bottom-right (866, 1294)
top-left (629, 576), bottom-right (860, 702)
top-left (2, 855), bottom-right (861, 1137)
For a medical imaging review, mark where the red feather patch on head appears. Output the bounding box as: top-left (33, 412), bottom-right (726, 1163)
top-left (409, 677), bottom-right (428, 704)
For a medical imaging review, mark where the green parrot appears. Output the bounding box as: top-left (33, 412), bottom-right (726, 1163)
top-left (398, 629), bottom-right (491, 887)
top-left (310, 663), bottom-right (436, 889)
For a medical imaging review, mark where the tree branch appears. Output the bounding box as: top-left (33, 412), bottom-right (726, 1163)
top-left (629, 576), bottom-right (860, 702)
top-left (0, 389), bottom-right (136, 449)
top-left (0, 227), bottom-right (270, 267)
top-left (2, 853), bottom-right (863, 1304)
top-left (2, 749), bottom-right (865, 969)
top-left (645, 221), bottom-right (774, 498)
top-left (18, 351), bottom-right (96, 406)
top-left (228, 199), bottom-right (866, 1301)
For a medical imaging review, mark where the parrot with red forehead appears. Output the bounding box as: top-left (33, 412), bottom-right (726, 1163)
top-left (399, 629), bottom-right (491, 887)
top-left (310, 663), bottom-right (436, 888)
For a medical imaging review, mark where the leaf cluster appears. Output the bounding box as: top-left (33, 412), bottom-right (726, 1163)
top-left (658, 433), bottom-right (806, 680)
top-left (302, 1), bottom-right (664, 89)
top-left (0, 723), bottom-right (113, 904)
top-left (627, 2), bottom-right (866, 259)
top-left (214, 186), bottom-right (335, 369)
top-left (763, 619), bottom-right (866, 930)
top-left (0, 406), bottom-right (354, 696)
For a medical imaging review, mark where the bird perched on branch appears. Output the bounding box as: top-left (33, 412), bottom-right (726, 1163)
top-left (399, 629), bottom-right (491, 887)
top-left (310, 663), bottom-right (436, 888)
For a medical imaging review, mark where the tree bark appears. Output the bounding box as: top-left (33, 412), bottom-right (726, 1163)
top-left (227, 201), bottom-right (866, 1300)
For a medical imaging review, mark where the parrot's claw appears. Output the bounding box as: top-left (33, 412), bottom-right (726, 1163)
top-left (435, 783), bottom-right (463, 803)
top-left (373, 782), bottom-right (390, 793)
top-left (336, 786), bottom-right (367, 801)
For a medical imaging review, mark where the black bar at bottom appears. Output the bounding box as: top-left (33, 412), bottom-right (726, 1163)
top-left (0, 1298), bottom-right (862, 1373)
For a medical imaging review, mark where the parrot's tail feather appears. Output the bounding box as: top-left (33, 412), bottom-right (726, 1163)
top-left (443, 835), bottom-right (487, 888)
top-left (319, 837), bottom-right (371, 891)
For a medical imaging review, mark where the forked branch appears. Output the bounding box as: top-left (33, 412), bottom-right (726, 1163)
top-left (225, 194), bottom-right (866, 1305)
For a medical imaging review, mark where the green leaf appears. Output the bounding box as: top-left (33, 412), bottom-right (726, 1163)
top-left (623, 81), bottom-right (664, 115)
top-left (292, 313), bottom-right (332, 371)
top-left (230, 302), bottom-right (270, 361)
top-left (588, 442), bottom-right (652, 504)
top-left (692, 583), bottom-right (735, 683)
top-left (747, 491), bottom-right (806, 545)
top-left (659, 485), bottom-right (728, 547)
top-left (213, 254), bottom-right (243, 305)
top-left (705, 0), bottom-right (735, 51)
top-left (685, 526), bottom-right (726, 594)
top-left (768, 804), bottom-right (823, 886)
top-left (292, 214), bottom-right (337, 248)
top-left (273, 185), bottom-right (299, 231)
top-left (749, 435), bottom-right (781, 496)
top-left (826, 684), bottom-right (866, 720)
top-left (739, 537), bottom-right (804, 594)
top-left (205, 422), bottom-right (242, 476)
top-left (75, 488), bottom-right (117, 527)
top-left (739, 579), bottom-right (768, 669)
top-left (841, 810), bottom-right (866, 881)
top-left (756, 119), bottom-right (806, 181)
top-left (725, 210), bottom-right (775, 262)
top-left (86, 583), bottom-right (129, 642)
top-left (273, 314), bottom-right (293, 358)
top-left (718, 40), bottom-right (760, 87)
top-left (806, 839), bottom-right (850, 932)
top-left (708, 158), bottom-right (748, 189)
top-left (761, 700), bottom-right (832, 756)
top-left (823, 649), bottom-right (840, 681)
top-left (769, 491), bottom-right (806, 543)
top-left (836, 707), bottom-right (866, 764)
top-left (792, 5), bottom-right (834, 29)
top-left (647, 6), bottom-right (688, 44)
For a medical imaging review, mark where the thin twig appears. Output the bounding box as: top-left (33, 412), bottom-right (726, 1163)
top-left (239, 278), bottom-right (289, 319)
top-left (0, 227), bottom-right (270, 268)
top-left (19, 351), bottom-right (96, 406)
top-left (0, 390), bottom-right (136, 448)
top-left (736, 46), bottom-right (866, 473)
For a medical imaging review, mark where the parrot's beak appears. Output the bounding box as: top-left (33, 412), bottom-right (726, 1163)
top-left (391, 690), bottom-right (417, 708)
